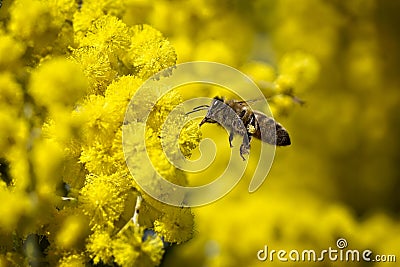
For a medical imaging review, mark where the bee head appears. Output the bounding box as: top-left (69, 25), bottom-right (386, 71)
top-left (198, 98), bottom-right (223, 126)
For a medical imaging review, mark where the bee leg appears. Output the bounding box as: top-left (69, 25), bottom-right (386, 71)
top-left (239, 143), bottom-right (249, 160)
top-left (239, 134), bottom-right (251, 161)
top-left (229, 131), bottom-right (234, 147)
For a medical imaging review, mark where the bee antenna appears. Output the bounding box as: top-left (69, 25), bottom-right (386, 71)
top-left (192, 105), bottom-right (210, 110)
top-left (185, 105), bottom-right (210, 115)
top-left (185, 108), bottom-right (208, 115)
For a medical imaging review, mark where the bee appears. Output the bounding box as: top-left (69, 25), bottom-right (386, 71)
top-left (187, 97), bottom-right (290, 160)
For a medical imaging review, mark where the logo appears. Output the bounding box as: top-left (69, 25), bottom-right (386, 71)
top-left (122, 62), bottom-right (277, 207)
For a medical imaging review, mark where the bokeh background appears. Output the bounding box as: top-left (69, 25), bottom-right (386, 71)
top-left (1, 0), bottom-right (399, 266)
top-left (119, 1), bottom-right (400, 266)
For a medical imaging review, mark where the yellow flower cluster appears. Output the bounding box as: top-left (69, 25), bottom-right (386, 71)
top-left (0, 0), bottom-right (199, 266)
top-left (86, 221), bottom-right (164, 266)
top-left (2, 0), bottom-right (396, 266)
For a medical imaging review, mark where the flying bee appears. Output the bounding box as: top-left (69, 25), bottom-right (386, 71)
top-left (186, 97), bottom-right (291, 160)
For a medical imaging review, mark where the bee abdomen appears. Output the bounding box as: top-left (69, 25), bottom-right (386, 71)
top-left (276, 125), bottom-right (291, 146)
top-left (253, 112), bottom-right (291, 146)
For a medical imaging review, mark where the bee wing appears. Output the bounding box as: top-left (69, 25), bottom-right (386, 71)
top-left (253, 111), bottom-right (291, 146)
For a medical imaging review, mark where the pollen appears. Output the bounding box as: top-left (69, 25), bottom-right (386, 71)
top-left (247, 124), bottom-right (256, 134)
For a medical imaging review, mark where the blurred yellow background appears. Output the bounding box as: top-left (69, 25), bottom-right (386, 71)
top-left (121, 1), bottom-right (400, 266)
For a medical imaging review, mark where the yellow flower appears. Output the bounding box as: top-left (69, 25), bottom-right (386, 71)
top-left (178, 120), bottom-right (202, 158)
top-left (0, 187), bottom-right (33, 232)
top-left (78, 15), bottom-right (130, 53)
top-left (0, 111), bottom-right (27, 157)
top-left (105, 75), bottom-right (143, 109)
top-left (269, 94), bottom-right (295, 117)
top-left (0, 33), bottom-right (25, 69)
top-left (78, 76), bottom-right (142, 175)
top-left (55, 213), bottom-right (90, 250)
top-left (47, 0), bottom-right (78, 23)
top-left (29, 57), bottom-right (89, 110)
top-left (8, 0), bottom-right (60, 45)
top-left (112, 222), bottom-right (164, 267)
top-left (240, 61), bottom-right (277, 96)
top-left (72, 46), bottom-right (116, 95)
top-left (79, 173), bottom-right (134, 231)
top-left (276, 51), bottom-right (320, 94)
top-left (154, 207), bottom-right (194, 244)
top-left (0, 72), bottom-right (24, 112)
top-left (86, 231), bottom-right (114, 265)
top-left (31, 139), bottom-right (64, 200)
top-left (124, 24), bottom-right (177, 79)
top-left (58, 253), bottom-right (87, 267)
